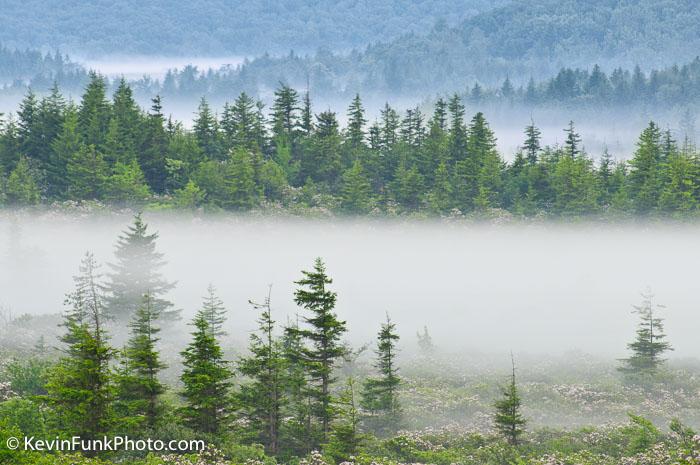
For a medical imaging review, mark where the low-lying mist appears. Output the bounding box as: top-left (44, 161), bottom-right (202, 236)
top-left (1, 212), bottom-right (699, 358)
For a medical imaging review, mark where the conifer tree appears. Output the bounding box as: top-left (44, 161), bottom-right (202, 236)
top-left (346, 94), bottom-right (367, 149)
top-left (5, 156), bottom-right (40, 205)
top-left (48, 104), bottom-right (80, 198)
top-left (416, 326), bottom-right (434, 355)
top-left (563, 121), bottom-right (582, 158)
top-left (140, 95), bottom-right (169, 193)
top-left (193, 97), bottom-right (222, 160)
top-left (280, 316), bottom-right (314, 455)
top-left (523, 122), bottom-right (542, 164)
top-left (628, 121), bottom-right (663, 214)
top-left (287, 258), bottom-right (347, 441)
top-left (362, 314), bottom-right (401, 431)
top-left (45, 252), bottom-right (113, 444)
top-left (66, 144), bottom-right (108, 200)
top-left (271, 83), bottom-right (300, 143)
top-left (619, 291), bottom-right (673, 377)
top-left (447, 94), bottom-right (467, 163)
top-left (238, 287), bottom-right (286, 455)
top-left (324, 378), bottom-right (364, 462)
top-left (340, 160), bottom-right (374, 214)
top-left (197, 284), bottom-right (228, 338)
top-left (115, 292), bottom-right (166, 432)
top-left (106, 213), bottom-right (176, 322)
top-left (494, 354), bottom-right (526, 445)
top-left (180, 311), bottom-right (233, 434)
top-left (78, 72), bottom-right (111, 149)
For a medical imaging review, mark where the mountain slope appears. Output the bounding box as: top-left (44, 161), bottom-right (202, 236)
top-left (0, 0), bottom-right (508, 56)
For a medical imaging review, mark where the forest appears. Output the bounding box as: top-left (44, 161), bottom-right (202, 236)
top-left (1, 75), bottom-right (700, 218)
top-left (1, 213), bottom-right (700, 465)
top-left (0, 0), bottom-right (506, 56)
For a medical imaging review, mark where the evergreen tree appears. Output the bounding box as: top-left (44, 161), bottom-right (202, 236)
top-left (324, 378), bottom-right (364, 462)
top-left (115, 292), bottom-right (166, 432)
top-left (287, 258), bottom-right (347, 441)
top-left (362, 314), bottom-right (401, 431)
top-left (238, 287), bottom-right (286, 455)
top-left (340, 160), bottom-right (374, 214)
top-left (224, 148), bottom-right (260, 210)
top-left (106, 213), bottom-right (177, 322)
top-left (180, 311), bottom-right (233, 434)
top-left (628, 121), bottom-right (663, 214)
top-left (66, 144), bottom-right (108, 200)
top-left (197, 284), bottom-right (228, 338)
top-left (193, 97), bottom-right (222, 160)
top-left (140, 95), bottom-right (169, 193)
top-left (17, 89), bottom-right (41, 161)
top-left (447, 94), bottom-right (467, 163)
top-left (48, 104), bottom-right (80, 198)
top-left (45, 252), bottom-right (113, 445)
top-left (5, 156), bottom-right (40, 205)
top-left (346, 94), bottom-right (367, 149)
top-left (416, 326), bottom-right (434, 355)
top-left (619, 290), bottom-right (673, 378)
top-left (271, 83), bottom-right (300, 144)
top-left (78, 72), bottom-right (111, 149)
top-left (523, 122), bottom-right (542, 164)
top-left (563, 121), bottom-right (582, 158)
top-left (493, 354), bottom-right (526, 445)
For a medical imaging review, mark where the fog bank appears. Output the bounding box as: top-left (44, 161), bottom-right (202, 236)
top-left (1, 213), bottom-right (699, 357)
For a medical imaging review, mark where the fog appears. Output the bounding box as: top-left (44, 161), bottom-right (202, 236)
top-left (2, 213), bottom-right (699, 359)
top-left (77, 55), bottom-right (246, 80)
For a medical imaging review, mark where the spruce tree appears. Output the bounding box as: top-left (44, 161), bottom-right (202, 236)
top-left (346, 94), bottom-right (367, 149)
top-left (494, 354), bottom-right (526, 445)
top-left (78, 72), bottom-right (111, 149)
top-left (287, 258), bottom-right (347, 441)
top-left (628, 121), bottom-right (663, 214)
top-left (115, 292), bottom-right (166, 432)
top-left (106, 213), bottom-right (177, 322)
top-left (197, 284), bottom-right (228, 338)
top-left (324, 378), bottom-right (364, 463)
top-left (66, 144), bottom-right (108, 200)
top-left (619, 291), bottom-right (673, 378)
top-left (180, 311), bottom-right (233, 434)
top-left (238, 287), bottom-right (286, 455)
top-left (523, 122), bottom-right (542, 164)
top-left (563, 121), bottom-right (582, 158)
top-left (340, 160), bottom-right (374, 214)
top-left (361, 314), bottom-right (401, 432)
top-left (45, 252), bottom-right (113, 444)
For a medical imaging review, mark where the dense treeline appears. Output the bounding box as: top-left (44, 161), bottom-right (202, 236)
top-left (2, 75), bottom-right (700, 217)
top-left (0, 45), bottom-right (84, 86)
top-left (0, 214), bottom-right (680, 465)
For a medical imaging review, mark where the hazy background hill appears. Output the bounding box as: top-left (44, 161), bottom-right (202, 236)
top-left (0, 0), bottom-right (509, 56)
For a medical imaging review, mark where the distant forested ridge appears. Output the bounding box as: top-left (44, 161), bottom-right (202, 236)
top-left (1, 0), bottom-right (699, 91)
top-left (0, 45), bottom-right (83, 85)
top-left (0, 0), bottom-right (508, 55)
top-left (6, 41), bottom-right (700, 111)
top-left (1, 76), bottom-right (700, 218)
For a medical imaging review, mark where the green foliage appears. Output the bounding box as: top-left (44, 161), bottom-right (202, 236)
top-left (115, 292), bottom-right (167, 433)
top-left (493, 357), bottom-right (526, 445)
top-left (287, 258), bottom-right (347, 443)
top-left (45, 252), bottom-right (114, 442)
top-left (179, 312), bottom-right (233, 434)
top-left (619, 291), bottom-right (673, 379)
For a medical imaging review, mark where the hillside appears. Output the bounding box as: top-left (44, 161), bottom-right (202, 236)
top-left (0, 0), bottom-right (508, 56)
